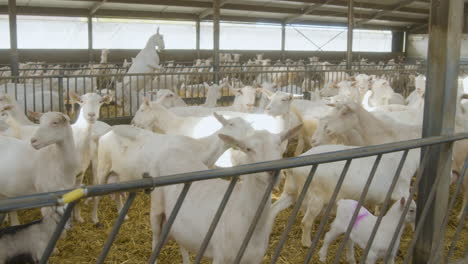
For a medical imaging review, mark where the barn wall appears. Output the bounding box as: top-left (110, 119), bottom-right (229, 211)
top-left (0, 49), bottom-right (402, 65)
top-left (406, 34), bottom-right (468, 62)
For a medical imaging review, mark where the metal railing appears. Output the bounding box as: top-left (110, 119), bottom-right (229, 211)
top-left (0, 134), bottom-right (466, 263)
top-left (0, 66), bottom-right (426, 122)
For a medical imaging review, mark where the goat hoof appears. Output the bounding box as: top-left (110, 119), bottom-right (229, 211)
top-left (75, 216), bottom-right (84, 224)
top-left (94, 222), bottom-right (104, 229)
top-left (301, 238), bottom-right (312, 248)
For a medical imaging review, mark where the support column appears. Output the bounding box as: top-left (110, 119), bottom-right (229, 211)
top-left (281, 22), bottom-right (286, 62)
top-left (415, 0), bottom-right (464, 263)
top-left (346, 0), bottom-right (353, 70)
top-left (88, 16), bottom-right (93, 63)
top-left (196, 18), bottom-right (201, 58)
top-left (213, 0), bottom-right (220, 83)
top-left (8, 0), bottom-right (19, 77)
top-left (392, 31), bottom-right (405, 53)
top-left (464, 7), bottom-right (468, 33)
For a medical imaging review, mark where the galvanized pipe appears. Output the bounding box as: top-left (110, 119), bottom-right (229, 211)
top-left (1, 134), bottom-right (467, 214)
top-left (213, 0), bottom-right (220, 83)
top-left (97, 192), bottom-right (137, 264)
top-left (346, 0), bottom-right (353, 70)
top-left (196, 18), bottom-right (201, 58)
top-left (148, 183), bottom-right (191, 264)
top-left (417, 0), bottom-right (464, 262)
top-left (8, 0), bottom-right (19, 77)
top-left (428, 159), bottom-right (468, 264)
top-left (305, 159), bottom-right (352, 263)
top-left (88, 16), bottom-right (93, 63)
top-left (281, 22), bottom-right (286, 62)
top-left (39, 202), bottom-right (76, 264)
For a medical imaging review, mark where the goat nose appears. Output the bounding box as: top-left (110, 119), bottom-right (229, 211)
top-left (31, 138), bottom-right (37, 144)
top-left (88, 113), bottom-right (96, 117)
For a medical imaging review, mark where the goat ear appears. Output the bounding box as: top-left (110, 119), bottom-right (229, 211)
top-left (326, 103), bottom-right (336, 107)
top-left (156, 27), bottom-right (160, 34)
top-left (400, 197), bottom-right (406, 207)
top-left (28, 111), bottom-right (42, 121)
top-left (262, 88), bottom-right (274, 99)
top-left (218, 134), bottom-right (248, 152)
top-left (461, 94), bottom-right (468, 100)
top-left (60, 113), bottom-right (70, 123)
top-left (280, 124), bottom-right (303, 142)
top-left (100, 95), bottom-right (113, 104)
top-left (0, 104), bottom-right (14, 111)
top-left (69, 91), bottom-right (82, 104)
top-left (213, 112), bottom-right (228, 126)
top-left (143, 97), bottom-right (151, 106)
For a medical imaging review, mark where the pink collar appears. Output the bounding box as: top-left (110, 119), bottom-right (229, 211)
top-left (352, 202), bottom-right (370, 228)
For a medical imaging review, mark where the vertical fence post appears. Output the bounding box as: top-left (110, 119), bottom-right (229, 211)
top-left (281, 22), bottom-right (286, 62)
top-left (88, 16), bottom-right (93, 63)
top-left (196, 18), bottom-right (201, 58)
top-left (213, 0), bottom-right (220, 84)
top-left (8, 0), bottom-right (19, 78)
top-left (415, 0), bottom-right (464, 263)
top-left (346, 0), bottom-right (353, 70)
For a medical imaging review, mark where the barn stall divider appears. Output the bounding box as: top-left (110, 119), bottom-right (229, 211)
top-left (0, 63), bottom-right (430, 125)
top-left (0, 133), bottom-right (466, 263)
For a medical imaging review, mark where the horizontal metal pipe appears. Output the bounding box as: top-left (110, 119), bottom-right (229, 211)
top-left (0, 134), bottom-right (467, 213)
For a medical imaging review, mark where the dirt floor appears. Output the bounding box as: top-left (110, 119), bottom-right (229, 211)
top-left (4, 177), bottom-right (467, 264)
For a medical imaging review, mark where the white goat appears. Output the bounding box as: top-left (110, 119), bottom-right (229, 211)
top-left (274, 145), bottom-right (418, 247)
top-left (68, 92), bottom-right (111, 223)
top-left (150, 127), bottom-right (301, 263)
top-left (91, 113), bottom-right (254, 224)
top-left (311, 102), bottom-right (421, 147)
top-left (0, 93), bottom-right (34, 125)
top-left (155, 89), bottom-right (187, 108)
top-left (0, 112), bottom-right (79, 225)
top-left (319, 198), bottom-right (416, 264)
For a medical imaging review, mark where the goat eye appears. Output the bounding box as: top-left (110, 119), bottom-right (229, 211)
top-left (246, 148), bottom-right (252, 152)
top-left (53, 122), bottom-right (58, 125)
top-left (229, 123), bottom-right (234, 126)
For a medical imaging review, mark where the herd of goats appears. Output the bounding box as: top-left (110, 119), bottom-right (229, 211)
top-left (0, 29), bottom-right (466, 263)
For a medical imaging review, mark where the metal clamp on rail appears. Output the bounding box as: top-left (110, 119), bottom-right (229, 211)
top-left (58, 185), bottom-right (88, 204)
top-left (142, 172), bottom-right (155, 194)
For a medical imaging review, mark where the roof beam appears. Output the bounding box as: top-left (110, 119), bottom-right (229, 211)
top-left (199, 0), bottom-right (230, 19)
top-left (280, 0), bottom-right (429, 15)
top-left (284, 0), bottom-right (334, 23)
top-left (356, 0), bottom-right (419, 26)
top-left (89, 0), bottom-right (108, 16)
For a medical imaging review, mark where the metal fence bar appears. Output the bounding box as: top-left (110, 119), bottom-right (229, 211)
top-left (39, 202), bottom-right (76, 264)
top-left (382, 147), bottom-right (431, 263)
top-left (148, 183), bottom-right (191, 264)
top-left (1, 135), bottom-right (467, 213)
top-left (428, 159), bottom-right (468, 264)
top-left (403, 158), bottom-right (447, 264)
top-left (194, 176), bottom-right (239, 264)
top-left (331, 154), bottom-right (383, 264)
top-left (96, 192), bottom-right (137, 264)
top-left (270, 165), bottom-right (319, 263)
top-left (305, 159), bottom-right (352, 263)
top-left (446, 203), bottom-right (467, 262)
top-left (359, 150), bottom-right (409, 263)
top-left (234, 170), bottom-right (281, 264)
